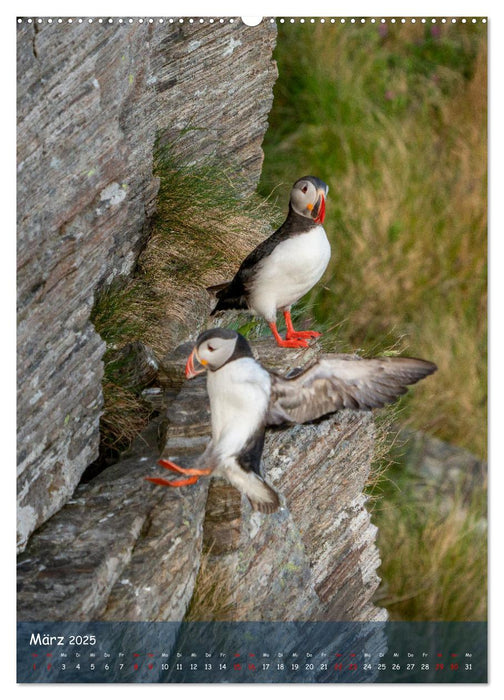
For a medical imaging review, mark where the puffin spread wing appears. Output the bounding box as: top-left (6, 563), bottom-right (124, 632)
top-left (267, 355), bottom-right (437, 425)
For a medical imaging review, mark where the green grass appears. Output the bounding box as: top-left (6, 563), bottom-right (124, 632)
top-left (259, 20), bottom-right (487, 458)
top-left (368, 450), bottom-right (487, 621)
top-left (90, 147), bottom-right (279, 455)
top-left (137, 145), bottom-right (279, 340)
top-left (90, 278), bottom-right (160, 455)
top-left (259, 20), bottom-right (487, 622)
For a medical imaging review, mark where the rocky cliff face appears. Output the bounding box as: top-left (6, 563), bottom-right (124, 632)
top-left (17, 17), bottom-right (388, 626)
top-left (17, 339), bottom-right (386, 623)
top-left (16, 18), bottom-right (277, 551)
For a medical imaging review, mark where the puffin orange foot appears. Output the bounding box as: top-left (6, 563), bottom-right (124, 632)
top-left (268, 322), bottom-right (309, 348)
top-left (145, 475), bottom-right (200, 488)
top-left (158, 459), bottom-right (212, 476)
top-left (275, 337), bottom-right (309, 348)
top-left (286, 329), bottom-right (322, 340)
top-left (282, 311), bottom-right (321, 344)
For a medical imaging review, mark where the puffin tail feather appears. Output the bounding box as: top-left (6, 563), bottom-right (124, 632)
top-left (225, 464), bottom-right (280, 513)
top-left (209, 290), bottom-right (249, 315)
top-left (206, 280), bottom-right (231, 295)
top-left (248, 484), bottom-right (281, 514)
top-left (207, 280), bottom-right (247, 315)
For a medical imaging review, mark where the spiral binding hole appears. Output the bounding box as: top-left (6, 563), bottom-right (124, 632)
top-left (16, 17), bottom-right (488, 26)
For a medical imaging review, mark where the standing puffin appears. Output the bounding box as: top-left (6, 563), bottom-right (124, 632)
top-left (208, 176), bottom-right (330, 348)
top-left (146, 329), bottom-right (437, 513)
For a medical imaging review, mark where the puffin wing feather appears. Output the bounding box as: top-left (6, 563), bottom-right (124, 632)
top-left (267, 355), bottom-right (437, 425)
top-left (206, 280), bottom-right (232, 294)
top-left (209, 225), bottom-right (295, 314)
top-left (236, 424), bottom-right (266, 477)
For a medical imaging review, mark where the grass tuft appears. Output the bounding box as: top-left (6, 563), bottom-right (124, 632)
top-left (90, 147), bottom-right (281, 456)
top-left (135, 146), bottom-right (279, 346)
top-left (90, 278), bottom-right (159, 455)
top-left (184, 549), bottom-right (237, 622)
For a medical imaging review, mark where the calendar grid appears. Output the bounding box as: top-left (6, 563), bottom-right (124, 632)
top-left (17, 621), bottom-right (487, 683)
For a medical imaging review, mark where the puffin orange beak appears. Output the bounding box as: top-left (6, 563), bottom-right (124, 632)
top-left (312, 192), bottom-right (326, 224)
top-left (185, 348), bottom-right (207, 379)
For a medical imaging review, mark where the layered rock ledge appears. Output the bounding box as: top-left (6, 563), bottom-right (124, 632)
top-left (17, 339), bottom-right (386, 623)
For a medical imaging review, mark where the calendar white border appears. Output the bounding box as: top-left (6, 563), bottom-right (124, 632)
top-left (6, 2), bottom-right (500, 698)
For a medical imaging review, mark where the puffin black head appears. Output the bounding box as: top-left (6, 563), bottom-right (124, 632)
top-left (185, 329), bottom-right (254, 378)
top-left (290, 176), bottom-right (329, 224)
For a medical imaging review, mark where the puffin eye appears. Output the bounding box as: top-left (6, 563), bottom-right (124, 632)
top-left (301, 185), bottom-right (308, 194)
top-left (207, 344), bottom-right (215, 352)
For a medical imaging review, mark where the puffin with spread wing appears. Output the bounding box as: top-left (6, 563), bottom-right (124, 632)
top-left (208, 176), bottom-right (330, 348)
top-left (146, 329), bottom-right (437, 513)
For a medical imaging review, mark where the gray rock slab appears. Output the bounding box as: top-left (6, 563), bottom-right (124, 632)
top-left (17, 447), bottom-right (209, 622)
top-left (394, 427), bottom-right (487, 511)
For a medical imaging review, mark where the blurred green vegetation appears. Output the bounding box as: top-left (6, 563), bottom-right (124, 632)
top-left (259, 20), bottom-right (487, 457)
top-left (259, 20), bottom-right (487, 621)
top-left (369, 453), bottom-right (487, 622)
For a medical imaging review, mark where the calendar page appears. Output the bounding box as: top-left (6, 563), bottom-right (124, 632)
top-left (16, 14), bottom-right (488, 684)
